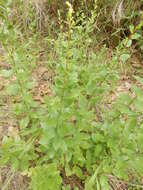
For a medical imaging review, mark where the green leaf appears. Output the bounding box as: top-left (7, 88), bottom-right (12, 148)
top-left (92, 133), bottom-right (105, 143)
top-left (20, 116), bottom-right (30, 129)
top-left (30, 164), bottom-right (62, 190)
top-left (11, 157), bottom-right (19, 171)
top-left (39, 137), bottom-right (49, 147)
top-left (94, 144), bottom-right (103, 157)
top-left (130, 157), bottom-right (143, 176)
top-left (62, 185), bottom-right (71, 190)
top-left (120, 54), bottom-right (130, 63)
top-left (65, 164), bottom-right (72, 176)
top-left (134, 99), bottom-right (143, 112)
top-left (118, 104), bottom-right (130, 114)
top-left (131, 33), bottom-right (141, 40)
top-left (53, 138), bottom-right (67, 152)
top-left (0, 155), bottom-right (10, 166)
top-left (129, 25), bottom-right (134, 33)
top-left (7, 83), bottom-right (19, 95)
top-left (100, 176), bottom-right (110, 190)
top-left (103, 164), bottom-right (112, 173)
top-left (113, 160), bottom-right (128, 180)
top-left (137, 133), bottom-right (143, 151)
top-left (0, 69), bottom-right (13, 78)
top-left (85, 165), bottom-right (101, 190)
top-left (72, 166), bottom-right (84, 179)
top-left (20, 155), bottom-right (29, 171)
top-left (135, 76), bottom-right (143, 84)
top-left (25, 81), bottom-right (35, 89)
top-left (96, 178), bottom-right (100, 190)
top-left (126, 39), bottom-right (132, 47)
top-left (126, 117), bottom-right (137, 131)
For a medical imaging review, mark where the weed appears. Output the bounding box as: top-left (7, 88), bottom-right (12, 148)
top-left (0, 1), bottom-right (143, 190)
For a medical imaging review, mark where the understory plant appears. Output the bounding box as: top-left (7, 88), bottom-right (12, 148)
top-left (0, 1), bottom-right (143, 190)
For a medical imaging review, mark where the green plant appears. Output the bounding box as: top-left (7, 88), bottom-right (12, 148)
top-left (30, 164), bottom-right (62, 190)
top-left (1, 1), bottom-right (143, 190)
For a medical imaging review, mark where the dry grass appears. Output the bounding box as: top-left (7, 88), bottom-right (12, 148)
top-left (0, 167), bottom-right (29, 190)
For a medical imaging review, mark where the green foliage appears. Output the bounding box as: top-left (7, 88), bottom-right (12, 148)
top-left (0, 1), bottom-right (143, 190)
top-left (30, 164), bottom-right (62, 190)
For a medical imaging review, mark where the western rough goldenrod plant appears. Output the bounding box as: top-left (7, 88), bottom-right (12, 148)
top-left (0, 1), bottom-right (143, 190)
